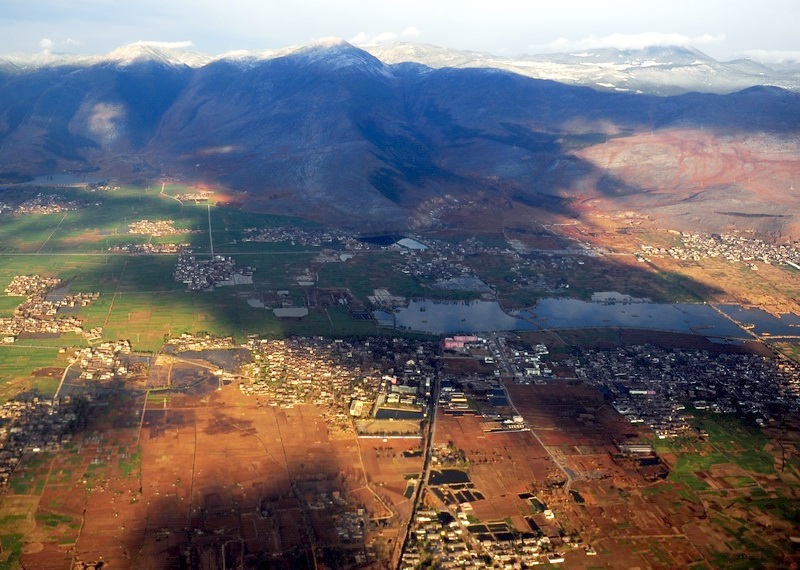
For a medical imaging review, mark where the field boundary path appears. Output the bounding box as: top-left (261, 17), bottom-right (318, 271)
top-left (36, 212), bottom-right (68, 254)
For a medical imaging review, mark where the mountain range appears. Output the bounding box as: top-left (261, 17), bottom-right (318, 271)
top-left (1, 39), bottom-right (800, 236)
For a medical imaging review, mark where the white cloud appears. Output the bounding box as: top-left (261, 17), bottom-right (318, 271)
top-left (349, 31), bottom-right (394, 45)
top-left (536, 32), bottom-right (727, 53)
top-left (132, 40), bottom-right (194, 49)
top-left (39, 38), bottom-right (54, 50)
top-left (738, 49), bottom-right (800, 64)
top-left (371, 32), bottom-right (399, 43)
top-left (350, 27), bottom-right (421, 46)
top-left (65, 37), bottom-right (82, 46)
top-left (88, 102), bottom-right (125, 145)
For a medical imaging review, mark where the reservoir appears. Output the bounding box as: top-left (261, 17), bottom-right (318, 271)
top-left (375, 297), bottom-right (800, 339)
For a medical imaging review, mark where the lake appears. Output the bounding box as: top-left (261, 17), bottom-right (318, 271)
top-left (716, 305), bottom-right (800, 337)
top-left (375, 297), bottom-right (800, 339)
top-left (374, 299), bottom-right (535, 334)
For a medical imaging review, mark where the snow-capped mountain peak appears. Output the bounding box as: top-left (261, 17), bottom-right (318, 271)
top-left (364, 42), bottom-right (800, 95)
top-left (101, 43), bottom-right (212, 68)
top-left (1, 40), bottom-right (798, 95)
top-left (209, 38), bottom-right (391, 76)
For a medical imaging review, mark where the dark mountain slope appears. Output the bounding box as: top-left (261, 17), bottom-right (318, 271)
top-left (0, 62), bottom-right (191, 170)
top-left (1, 42), bottom-right (799, 232)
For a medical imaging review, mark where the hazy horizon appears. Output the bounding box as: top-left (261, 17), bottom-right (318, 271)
top-left (2, 0), bottom-right (799, 64)
top-left (3, 36), bottom-right (800, 69)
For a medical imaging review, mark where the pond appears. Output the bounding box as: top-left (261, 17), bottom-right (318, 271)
top-left (429, 469), bottom-right (472, 486)
top-left (375, 408), bottom-right (424, 420)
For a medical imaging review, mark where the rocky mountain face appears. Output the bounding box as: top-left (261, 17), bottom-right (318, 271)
top-left (1, 40), bottom-right (800, 235)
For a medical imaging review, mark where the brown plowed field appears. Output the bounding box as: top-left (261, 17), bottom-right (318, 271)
top-left (12, 370), bottom-right (418, 569)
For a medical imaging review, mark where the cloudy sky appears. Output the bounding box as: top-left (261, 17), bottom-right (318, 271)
top-left (2, 0), bottom-right (798, 62)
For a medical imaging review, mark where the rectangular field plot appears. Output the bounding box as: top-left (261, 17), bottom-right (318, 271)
top-left (0, 346), bottom-right (66, 401)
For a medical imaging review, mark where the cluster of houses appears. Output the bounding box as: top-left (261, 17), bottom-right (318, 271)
top-left (165, 334), bottom-right (433, 431)
top-left (14, 291), bottom-right (98, 319)
top-left (236, 225), bottom-right (605, 305)
top-left (504, 341), bottom-right (552, 384)
top-left (172, 189), bottom-right (212, 203)
top-left (388, 233), bottom-right (589, 297)
top-left (506, 253), bottom-right (582, 294)
top-left (173, 251), bottom-right (254, 290)
top-left (11, 193), bottom-right (87, 215)
top-left (165, 333), bottom-right (237, 352)
top-left (332, 509), bottom-right (366, 543)
top-left (4, 274), bottom-right (61, 296)
top-left (290, 489), bottom-right (365, 544)
top-left (73, 340), bottom-right (132, 381)
top-left (391, 242), bottom-right (487, 287)
top-left (238, 336), bottom-right (437, 433)
top-left (1, 275), bottom-right (98, 340)
top-left (0, 398), bottom-right (76, 488)
top-left (401, 506), bottom-right (573, 569)
top-left (0, 313), bottom-right (84, 340)
top-left (89, 183), bottom-right (121, 192)
top-left (569, 345), bottom-right (800, 436)
top-left (127, 219), bottom-right (188, 236)
top-left (107, 242), bottom-right (186, 254)
top-left (239, 338), bottom-right (385, 433)
top-left (241, 226), bottom-right (362, 247)
top-left (638, 232), bottom-right (800, 271)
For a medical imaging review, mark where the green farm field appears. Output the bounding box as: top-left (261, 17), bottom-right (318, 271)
top-left (0, 184), bottom-right (437, 399)
top-left (0, 346), bottom-right (70, 402)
